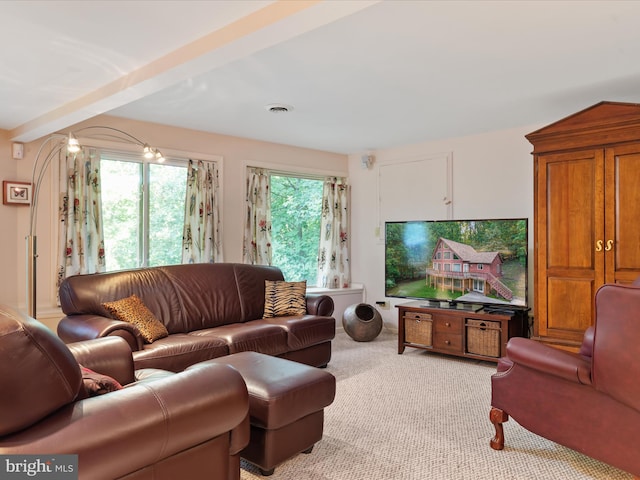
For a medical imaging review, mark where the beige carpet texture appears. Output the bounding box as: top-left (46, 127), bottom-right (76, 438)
top-left (240, 330), bottom-right (631, 480)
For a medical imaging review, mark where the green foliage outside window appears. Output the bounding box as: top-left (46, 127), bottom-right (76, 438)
top-left (101, 160), bottom-right (140, 271)
top-left (149, 163), bottom-right (187, 266)
top-left (270, 175), bottom-right (323, 285)
top-left (102, 160), bottom-right (323, 279)
top-left (101, 158), bottom-right (186, 271)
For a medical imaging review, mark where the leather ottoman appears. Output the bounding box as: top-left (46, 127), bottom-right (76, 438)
top-left (208, 351), bottom-right (336, 475)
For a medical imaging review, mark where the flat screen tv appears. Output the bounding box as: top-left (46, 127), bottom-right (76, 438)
top-left (385, 218), bottom-right (528, 310)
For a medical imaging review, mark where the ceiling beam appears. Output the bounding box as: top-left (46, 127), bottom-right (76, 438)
top-left (10, 0), bottom-right (379, 142)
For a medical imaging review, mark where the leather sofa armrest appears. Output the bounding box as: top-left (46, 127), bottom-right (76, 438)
top-left (1, 363), bottom-right (249, 480)
top-left (67, 337), bottom-right (136, 386)
top-left (506, 337), bottom-right (592, 385)
top-left (579, 326), bottom-right (595, 358)
top-left (58, 314), bottom-right (143, 351)
top-left (306, 294), bottom-right (335, 316)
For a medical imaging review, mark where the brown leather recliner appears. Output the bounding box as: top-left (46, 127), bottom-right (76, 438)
top-left (0, 305), bottom-right (250, 480)
top-left (490, 283), bottom-right (640, 477)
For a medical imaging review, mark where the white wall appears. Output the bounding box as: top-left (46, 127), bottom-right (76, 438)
top-left (348, 124), bottom-right (539, 330)
top-left (0, 130), bottom-right (20, 309)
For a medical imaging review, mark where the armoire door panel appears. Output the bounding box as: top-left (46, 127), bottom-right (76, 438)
top-left (606, 145), bottom-right (640, 279)
top-left (545, 276), bottom-right (595, 341)
top-left (535, 149), bottom-right (604, 344)
top-left (542, 152), bottom-right (603, 270)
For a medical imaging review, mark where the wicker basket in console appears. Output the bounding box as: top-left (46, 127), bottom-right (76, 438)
top-left (465, 319), bottom-right (501, 357)
top-left (404, 312), bottom-right (433, 346)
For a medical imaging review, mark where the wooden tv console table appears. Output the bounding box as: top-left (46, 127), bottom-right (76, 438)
top-left (397, 301), bottom-right (527, 362)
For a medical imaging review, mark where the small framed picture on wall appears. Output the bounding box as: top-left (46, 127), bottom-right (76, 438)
top-left (3, 181), bottom-right (32, 205)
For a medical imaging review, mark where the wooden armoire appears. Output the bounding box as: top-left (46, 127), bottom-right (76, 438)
top-left (526, 101), bottom-right (640, 351)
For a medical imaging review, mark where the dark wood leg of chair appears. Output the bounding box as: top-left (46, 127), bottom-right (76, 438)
top-left (259, 468), bottom-right (275, 476)
top-left (490, 407), bottom-right (509, 450)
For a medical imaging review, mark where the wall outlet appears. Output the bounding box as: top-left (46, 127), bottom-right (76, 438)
top-left (376, 301), bottom-right (389, 310)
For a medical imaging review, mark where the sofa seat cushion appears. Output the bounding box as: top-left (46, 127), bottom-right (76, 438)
top-left (132, 334), bottom-right (229, 372)
top-left (194, 323), bottom-right (289, 356)
top-left (253, 316), bottom-right (336, 351)
top-left (133, 368), bottom-right (177, 384)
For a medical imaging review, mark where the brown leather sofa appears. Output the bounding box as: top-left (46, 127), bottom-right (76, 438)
top-left (490, 282), bottom-right (640, 477)
top-left (0, 305), bottom-right (250, 480)
top-left (57, 263), bottom-right (336, 372)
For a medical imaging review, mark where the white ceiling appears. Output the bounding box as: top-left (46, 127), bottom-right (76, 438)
top-left (3, 0), bottom-right (640, 155)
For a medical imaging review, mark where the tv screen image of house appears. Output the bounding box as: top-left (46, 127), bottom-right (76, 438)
top-left (385, 218), bottom-right (528, 308)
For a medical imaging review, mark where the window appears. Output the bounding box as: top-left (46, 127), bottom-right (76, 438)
top-left (269, 174), bottom-right (323, 284)
top-left (100, 153), bottom-right (187, 271)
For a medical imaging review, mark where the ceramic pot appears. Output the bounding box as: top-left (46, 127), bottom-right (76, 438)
top-left (342, 303), bottom-right (383, 342)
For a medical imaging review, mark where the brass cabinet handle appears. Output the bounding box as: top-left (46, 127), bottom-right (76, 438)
top-left (596, 240), bottom-right (603, 252)
top-left (605, 239), bottom-right (613, 251)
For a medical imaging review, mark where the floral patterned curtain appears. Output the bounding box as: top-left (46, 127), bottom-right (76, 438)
top-left (317, 176), bottom-right (350, 288)
top-left (56, 147), bottom-right (105, 288)
top-left (182, 159), bottom-right (223, 263)
top-left (243, 167), bottom-right (272, 265)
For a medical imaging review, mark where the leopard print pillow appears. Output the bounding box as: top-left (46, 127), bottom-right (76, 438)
top-left (102, 294), bottom-right (168, 343)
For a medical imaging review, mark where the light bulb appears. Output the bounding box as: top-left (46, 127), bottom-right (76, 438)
top-left (155, 150), bottom-right (165, 163)
top-left (143, 144), bottom-right (154, 159)
top-left (67, 134), bottom-right (80, 153)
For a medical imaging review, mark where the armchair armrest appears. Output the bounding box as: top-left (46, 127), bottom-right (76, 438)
top-left (1, 362), bottom-right (249, 480)
top-left (306, 294), bottom-right (334, 316)
top-left (67, 336), bottom-right (135, 385)
top-left (185, 361), bottom-right (251, 456)
top-left (579, 326), bottom-right (595, 358)
top-left (506, 337), bottom-right (592, 385)
top-left (57, 314), bottom-right (143, 351)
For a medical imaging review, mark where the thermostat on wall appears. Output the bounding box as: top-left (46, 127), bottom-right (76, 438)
top-left (12, 143), bottom-right (24, 160)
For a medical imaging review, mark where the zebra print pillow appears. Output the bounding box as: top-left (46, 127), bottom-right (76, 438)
top-left (263, 280), bottom-right (307, 318)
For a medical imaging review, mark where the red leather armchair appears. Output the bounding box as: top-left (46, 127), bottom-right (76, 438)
top-left (490, 283), bottom-right (640, 477)
top-left (0, 305), bottom-right (250, 480)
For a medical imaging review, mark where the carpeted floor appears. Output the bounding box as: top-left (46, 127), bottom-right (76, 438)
top-left (240, 330), bottom-right (632, 479)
